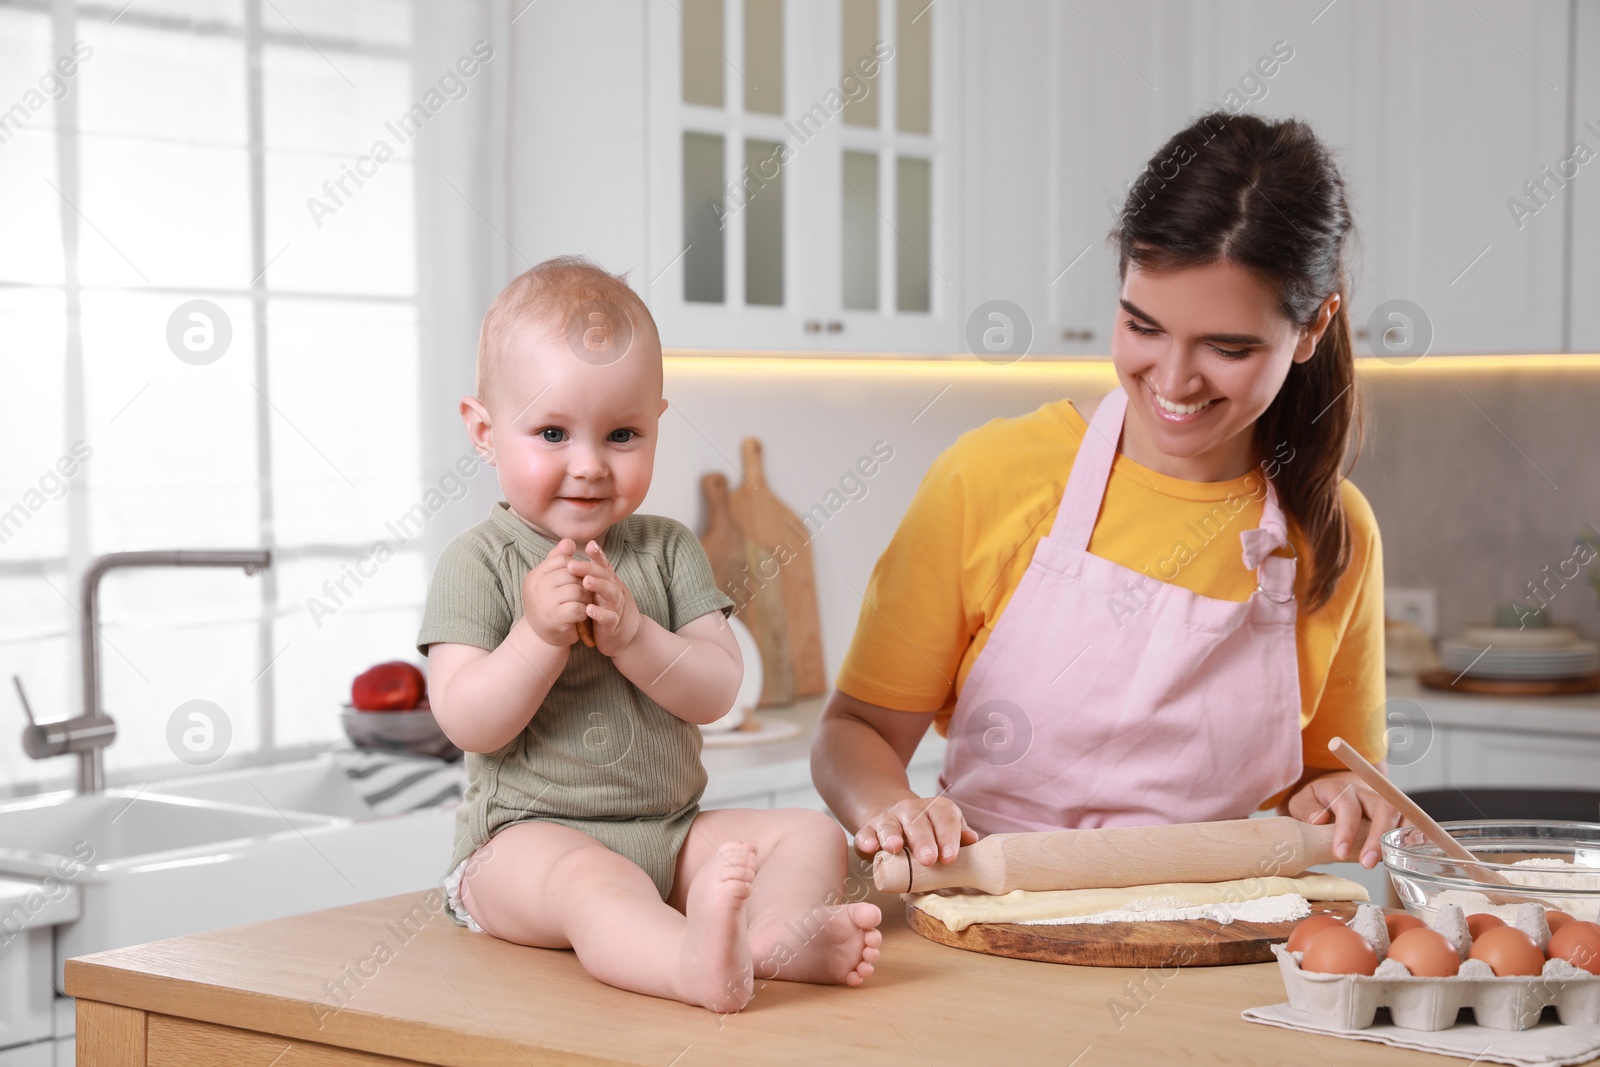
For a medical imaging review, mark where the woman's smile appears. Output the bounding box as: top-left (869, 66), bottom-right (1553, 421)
top-left (1146, 379), bottom-right (1221, 422)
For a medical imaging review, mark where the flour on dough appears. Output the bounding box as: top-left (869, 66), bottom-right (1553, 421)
top-left (910, 873), bottom-right (1369, 932)
top-left (1015, 892), bottom-right (1310, 927)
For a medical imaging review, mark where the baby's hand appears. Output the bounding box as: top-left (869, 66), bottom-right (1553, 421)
top-left (566, 540), bottom-right (641, 655)
top-left (521, 538), bottom-right (593, 648)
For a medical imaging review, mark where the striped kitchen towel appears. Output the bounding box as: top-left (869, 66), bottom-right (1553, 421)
top-left (336, 749), bottom-right (466, 816)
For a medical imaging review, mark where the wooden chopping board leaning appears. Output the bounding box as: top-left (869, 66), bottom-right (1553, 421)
top-left (878, 816), bottom-right (1374, 967)
top-left (699, 471), bottom-right (794, 707)
top-left (722, 437), bottom-right (826, 700)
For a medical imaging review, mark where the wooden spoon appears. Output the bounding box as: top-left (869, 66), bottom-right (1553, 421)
top-left (1327, 737), bottom-right (1514, 887)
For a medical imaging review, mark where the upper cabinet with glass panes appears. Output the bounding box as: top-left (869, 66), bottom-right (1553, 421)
top-left (645, 0), bottom-right (958, 352)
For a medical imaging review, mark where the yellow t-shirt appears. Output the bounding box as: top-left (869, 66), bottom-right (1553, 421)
top-left (835, 397), bottom-right (1388, 806)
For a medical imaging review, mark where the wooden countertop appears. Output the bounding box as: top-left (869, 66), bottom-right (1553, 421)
top-left (66, 876), bottom-right (1472, 1067)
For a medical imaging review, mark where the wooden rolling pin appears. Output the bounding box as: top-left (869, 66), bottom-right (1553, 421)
top-left (871, 816), bottom-right (1371, 895)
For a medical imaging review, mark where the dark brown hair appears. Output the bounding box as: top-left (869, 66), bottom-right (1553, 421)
top-left (1111, 111), bottom-right (1362, 613)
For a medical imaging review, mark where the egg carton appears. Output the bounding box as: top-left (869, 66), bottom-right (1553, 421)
top-left (1276, 903), bottom-right (1600, 1032)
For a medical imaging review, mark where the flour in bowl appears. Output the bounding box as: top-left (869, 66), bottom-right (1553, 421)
top-left (1432, 857), bottom-right (1600, 923)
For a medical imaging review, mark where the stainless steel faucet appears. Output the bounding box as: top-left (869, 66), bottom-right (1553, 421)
top-left (16, 549), bottom-right (272, 793)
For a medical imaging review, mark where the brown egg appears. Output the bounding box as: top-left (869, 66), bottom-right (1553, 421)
top-left (1468, 926), bottom-right (1545, 977)
top-left (1466, 912), bottom-right (1506, 938)
top-left (1545, 910), bottom-right (1578, 933)
top-left (1385, 913), bottom-right (1425, 940)
top-left (1547, 921), bottom-right (1600, 975)
top-left (1286, 914), bottom-right (1347, 954)
top-left (1386, 927), bottom-right (1461, 977)
top-left (1300, 925), bottom-right (1379, 976)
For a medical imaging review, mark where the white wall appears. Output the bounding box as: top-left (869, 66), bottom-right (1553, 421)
top-left (645, 359), bottom-right (1117, 678)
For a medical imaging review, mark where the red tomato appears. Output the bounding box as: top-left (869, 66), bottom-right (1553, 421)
top-left (351, 661), bottom-right (426, 711)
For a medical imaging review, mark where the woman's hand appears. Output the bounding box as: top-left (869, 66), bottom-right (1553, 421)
top-left (520, 539), bottom-right (592, 647)
top-left (1285, 770), bottom-right (1404, 869)
top-left (855, 795), bottom-right (978, 866)
top-left (565, 540), bottom-right (641, 656)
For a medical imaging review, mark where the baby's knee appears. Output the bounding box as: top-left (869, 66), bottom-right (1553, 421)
top-left (774, 807), bottom-right (849, 846)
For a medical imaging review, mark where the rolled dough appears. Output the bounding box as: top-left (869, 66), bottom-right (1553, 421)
top-left (909, 872), bottom-right (1369, 932)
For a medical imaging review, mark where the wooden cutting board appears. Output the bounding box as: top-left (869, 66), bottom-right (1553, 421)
top-left (699, 473), bottom-right (795, 707)
top-left (904, 898), bottom-right (1361, 967)
top-left (1418, 668), bottom-right (1600, 695)
top-left (727, 438), bottom-right (826, 697)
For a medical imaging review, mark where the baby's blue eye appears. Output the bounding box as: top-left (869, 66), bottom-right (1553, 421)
top-left (540, 428), bottom-right (565, 443)
top-left (609, 429), bottom-right (637, 443)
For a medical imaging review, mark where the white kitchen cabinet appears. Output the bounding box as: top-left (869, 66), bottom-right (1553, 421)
top-left (645, 0), bottom-right (960, 352)
top-left (515, 1), bottom-right (1589, 356)
top-left (0, 1045), bottom-right (52, 1067)
top-left (1381, 679), bottom-right (1600, 796)
top-left (906, 757), bottom-right (942, 799)
top-left (1385, 732), bottom-right (1451, 793)
top-left (1044, 0), bottom-right (1201, 357)
top-left (1445, 727), bottom-right (1600, 790)
top-left (1572, 0), bottom-right (1600, 352)
top-left (1038, 0), bottom-right (1577, 357)
top-left (0, 876), bottom-right (77, 1066)
top-left (1352, 1), bottom-right (1570, 355)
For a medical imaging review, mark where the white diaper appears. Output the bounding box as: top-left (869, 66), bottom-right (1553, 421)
top-left (443, 856), bottom-right (485, 933)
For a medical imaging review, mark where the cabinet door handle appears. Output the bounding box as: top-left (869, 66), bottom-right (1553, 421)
top-left (804, 320), bottom-right (823, 333)
top-left (826, 320), bottom-right (844, 333)
top-left (1061, 328), bottom-right (1095, 342)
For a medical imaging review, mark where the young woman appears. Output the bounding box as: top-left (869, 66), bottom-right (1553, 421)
top-left (812, 112), bottom-right (1402, 875)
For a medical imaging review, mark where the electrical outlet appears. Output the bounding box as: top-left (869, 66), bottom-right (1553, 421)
top-left (1385, 587), bottom-right (1437, 638)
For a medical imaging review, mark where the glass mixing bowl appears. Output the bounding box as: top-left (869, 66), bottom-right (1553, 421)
top-left (1381, 820), bottom-right (1600, 923)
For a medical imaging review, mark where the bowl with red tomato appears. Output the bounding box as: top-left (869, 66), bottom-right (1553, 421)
top-left (341, 661), bottom-right (461, 761)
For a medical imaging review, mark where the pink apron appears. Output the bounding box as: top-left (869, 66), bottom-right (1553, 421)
top-left (938, 387), bottom-right (1303, 833)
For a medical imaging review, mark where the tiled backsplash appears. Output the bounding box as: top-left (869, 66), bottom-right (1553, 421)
top-left (1355, 363), bottom-right (1600, 645)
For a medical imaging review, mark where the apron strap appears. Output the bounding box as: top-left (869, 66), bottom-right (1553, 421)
top-left (1048, 387), bottom-right (1126, 549)
top-left (1240, 479), bottom-right (1297, 603)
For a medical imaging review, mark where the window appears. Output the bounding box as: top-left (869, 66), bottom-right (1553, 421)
top-left (0, 0), bottom-right (423, 790)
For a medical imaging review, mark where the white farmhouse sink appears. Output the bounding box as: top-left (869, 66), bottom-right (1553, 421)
top-left (143, 752), bottom-right (390, 819)
top-left (0, 758), bottom-right (459, 992)
top-left (0, 789), bottom-right (335, 872)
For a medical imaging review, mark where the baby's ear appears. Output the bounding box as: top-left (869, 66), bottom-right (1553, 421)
top-left (460, 396), bottom-right (496, 464)
top-left (659, 397), bottom-right (669, 416)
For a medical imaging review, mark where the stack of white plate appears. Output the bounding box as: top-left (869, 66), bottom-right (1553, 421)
top-left (1441, 626), bottom-right (1599, 680)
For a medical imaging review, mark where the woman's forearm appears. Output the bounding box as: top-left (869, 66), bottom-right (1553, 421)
top-left (811, 713), bottom-right (920, 834)
top-left (609, 616), bottom-right (741, 724)
top-left (434, 621), bottom-right (570, 753)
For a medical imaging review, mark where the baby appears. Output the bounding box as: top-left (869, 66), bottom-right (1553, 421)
top-left (419, 256), bottom-right (882, 1011)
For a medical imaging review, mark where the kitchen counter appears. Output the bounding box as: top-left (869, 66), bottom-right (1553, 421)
top-left (1388, 676), bottom-right (1600, 737)
top-left (66, 879), bottom-right (1476, 1067)
top-left (701, 696), bottom-right (946, 809)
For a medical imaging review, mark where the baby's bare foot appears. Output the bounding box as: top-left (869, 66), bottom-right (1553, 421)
top-left (750, 902), bottom-right (883, 986)
top-left (677, 841), bottom-right (757, 1012)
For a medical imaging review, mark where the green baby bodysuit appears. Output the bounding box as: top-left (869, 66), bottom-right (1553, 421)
top-left (418, 502), bottom-right (734, 918)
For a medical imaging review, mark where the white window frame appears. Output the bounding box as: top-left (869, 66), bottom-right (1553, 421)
top-left (0, 0), bottom-right (420, 792)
